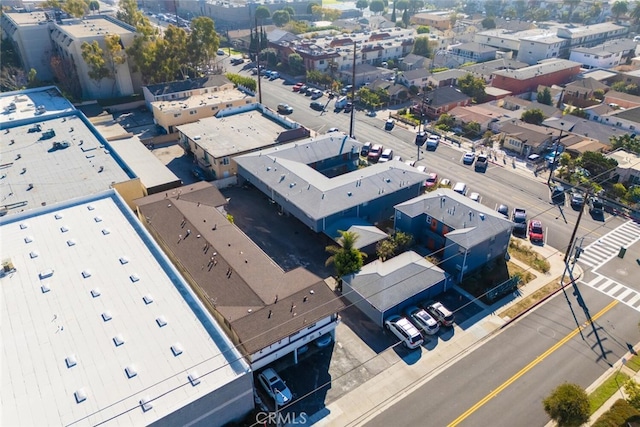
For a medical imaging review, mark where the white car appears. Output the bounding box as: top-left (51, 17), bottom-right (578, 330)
top-left (469, 192), bottom-right (481, 202)
top-left (424, 302), bottom-right (455, 327)
top-left (384, 315), bottom-right (424, 349)
top-left (378, 148), bottom-right (394, 163)
top-left (328, 127), bottom-right (340, 133)
top-left (463, 152), bottom-right (475, 165)
top-left (258, 368), bottom-right (293, 407)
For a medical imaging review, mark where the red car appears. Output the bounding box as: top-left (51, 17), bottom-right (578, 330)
top-left (424, 172), bottom-right (438, 188)
top-left (292, 82), bottom-right (304, 92)
top-left (528, 220), bottom-right (544, 243)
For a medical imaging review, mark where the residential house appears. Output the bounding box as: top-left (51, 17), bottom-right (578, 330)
top-left (561, 134), bottom-right (607, 157)
top-left (399, 53), bottom-right (431, 71)
top-left (342, 251), bottom-right (450, 327)
top-left (147, 76), bottom-right (256, 134)
top-left (339, 64), bottom-right (394, 87)
top-left (134, 182), bottom-right (345, 370)
top-left (369, 79), bottom-right (410, 104)
top-left (427, 69), bottom-right (469, 88)
top-left (562, 78), bottom-right (609, 109)
top-left (603, 90), bottom-right (640, 109)
top-left (447, 42), bottom-right (498, 64)
top-left (491, 59), bottom-right (582, 96)
top-left (499, 120), bottom-right (557, 156)
top-left (418, 86), bottom-right (472, 120)
top-left (410, 12), bottom-right (452, 31)
top-left (607, 149), bottom-right (640, 185)
top-left (394, 189), bottom-right (513, 283)
top-left (235, 135), bottom-right (429, 236)
top-left (397, 68), bottom-right (431, 89)
top-left (533, 84), bottom-right (564, 106)
top-left (448, 104), bottom-right (507, 133)
top-left (597, 106), bottom-right (640, 134)
top-left (543, 115), bottom-right (629, 147)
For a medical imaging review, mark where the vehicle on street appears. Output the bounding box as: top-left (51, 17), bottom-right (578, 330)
top-left (277, 103), bottom-right (293, 114)
top-left (230, 58), bottom-right (244, 65)
top-left (366, 110), bottom-right (376, 117)
top-left (589, 196), bottom-right (604, 215)
top-left (463, 152), bottom-right (476, 165)
top-left (269, 71), bottom-right (280, 80)
top-left (469, 192), bottom-right (481, 202)
top-left (424, 301), bottom-right (455, 327)
top-left (415, 131), bottom-right (428, 146)
top-left (310, 101), bottom-right (325, 111)
top-left (298, 84), bottom-right (308, 93)
top-left (426, 135), bottom-right (439, 150)
top-left (440, 178), bottom-right (451, 187)
top-left (497, 204), bottom-right (509, 217)
top-left (405, 306), bottom-right (440, 335)
top-left (341, 85), bottom-right (353, 95)
top-left (335, 96), bottom-right (348, 109)
top-left (304, 87), bottom-right (314, 96)
top-left (384, 315), bottom-right (424, 349)
top-left (344, 102), bottom-right (353, 113)
top-left (453, 182), bottom-right (467, 195)
top-left (424, 172), bottom-right (438, 188)
top-left (292, 82), bottom-right (304, 92)
top-left (385, 119), bottom-right (395, 130)
top-left (257, 368), bottom-right (292, 407)
top-left (378, 148), bottom-right (394, 163)
top-left (360, 141), bottom-right (372, 157)
top-left (528, 219), bottom-right (544, 243)
top-left (405, 159), bottom-right (416, 167)
top-left (367, 144), bottom-right (384, 163)
top-left (512, 208), bottom-right (527, 237)
top-left (328, 127), bottom-right (339, 133)
top-left (314, 333), bottom-right (333, 348)
top-left (475, 154), bottom-right (488, 172)
top-left (311, 89), bottom-right (323, 99)
top-left (551, 185), bottom-right (566, 205)
top-left (570, 191), bottom-right (585, 209)
top-left (217, 49), bottom-right (225, 55)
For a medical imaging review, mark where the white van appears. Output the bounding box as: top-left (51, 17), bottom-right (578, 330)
top-left (453, 182), bottom-right (467, 195)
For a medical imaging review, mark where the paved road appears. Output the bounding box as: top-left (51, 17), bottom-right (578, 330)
top-left (364, 286), bottom-right (640, 427)
top-left (248, 73), bottom-right (626, 251)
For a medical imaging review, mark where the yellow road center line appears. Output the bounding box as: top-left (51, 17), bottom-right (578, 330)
top-left (448, 299), bottom-right (619, 427)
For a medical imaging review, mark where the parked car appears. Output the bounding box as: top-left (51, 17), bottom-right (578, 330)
top-left (367, 144), bottom-right (383, 162)
top-left (589, 196), bottom-right (604, 215)
top-left (439, 178), bottom-right (451, 187)
top-left (469, 192), bottom-right (481, 202)
top-left (384, 315), bottom-right (424, 349)
top-left (311, 89), bottom-right (323, 99)
top-left (230, 57), bottom-right (244, 65)
top-left (277, 103), bottom-right (293, 114)
top-left (314, 332), bottom-right (333, 348)
top-left (360, 141), bottom-right (372, 157)
top-left (453, 182), bottom-right (467, 195)
top-left (462, 152), bottom-right (475, 165)
top-left (378, 148), bottom-right (394, 163)
top-left (217, 48), bottom-right (225, 55)
top-left (570, 191), bottom-right (585, 210)
top-left (297, 84), bottom-right (308, 93)
top-left (384, 119), bottom-right (395, 131)
top-left (424, 301), bottom-right (455, 327)
top-left (551, 185), bottom-right (566, 205)
top-left (424, 172), bottom-right (438, 188)
top-left (497, 204), bottom-right (509, 217)
top-left (415, 131), bottom-right (428, 146)
top-left (512, 208), bottom-right (527, 237)
top-left (426, 135), bottom-right (439, 150)
top-left (269, 71), bottom-right (280, 80)
top-left (292, 82), bottom-right (304, 92)
top-left (341, 85), bottom-right (353, 95)
top-left (310, 101), bottom-right (325, 111)
top-left (405, 306), bottom-right (440, 335)
top-left (529, 219), bottom-right (544, 243)
top-left (475, 154), bottom-right (488, 172)
top-left (257, 368), bottom-right (293, 407)
top-left (343, 102), bottom-right (353, 113)
top-left (327, 127), bottom-right (339, 133)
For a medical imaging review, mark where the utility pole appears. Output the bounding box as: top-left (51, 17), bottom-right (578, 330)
top-left (349, 40), bottom-right (357, 139)
top-left (547, 122), bottom-right (565, 185)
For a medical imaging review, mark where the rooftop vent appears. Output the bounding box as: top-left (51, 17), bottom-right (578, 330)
top-left (171, 343), bottom-right (183, 356)
top-left (29, 251), bottom-right (39, 259)
top-left (156, 316), bottom-right (167, 327)
top-left (65, 355), bottom-right (77, 368)
top-left (74, 389), bottom-right (87, 404)
top-left (90, 288), bottom-right (101, 298)
top-left (143, 294), bottom-right (154, 305)
top-left (60, 226), bottom-right (69, 233)
top-left (87, 205), bottom-right (95, 211)
top-left (20, 222), bottom-right (28, 229)
top-left (113, 334), bottom-right (125, 347)
top-left (55, 214), bottom-right (63, 220)
top-left (101, 311), bottom-right (112, 322)
top-left (140, 397), bottom-right (153, 412)
top-left (94, 216), bottom-right (102, 222)
top-left (81, 270), bottom-right (91, 278)
top-left (101, 228), bottom-right (110, 235)
top-left (39, 269), bottom-right (54, 279)
top-left (67, 239), bottom-right (76, 246)
top-left (129, 274), bottom-right (139, 283)
top-left (125, 365), bottom-right (137, 379)
top-left (119, 257), bottom-right (129, 265)
top-left (41, 284), bottom-right (51, 293)
top-left (24, 236), bottom-right (33, 243)
top-left (188, 371), bottom-right (201, 386)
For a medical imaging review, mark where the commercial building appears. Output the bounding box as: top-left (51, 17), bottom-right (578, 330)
top-left (0, 189), bottom-right (253, 426)
top-left (491, 59), bottom-right (582, 95)
top-left (134, 183), bottom-right (345, 369)
top-left (394, 189), bottom-right (513, 283)
top-left (342, 251), bottom-right (450, 327)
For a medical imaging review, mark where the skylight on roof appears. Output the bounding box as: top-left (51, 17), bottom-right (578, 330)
top-left (94, 216), bottom-right (102, 223)
top-left (87, 205), bottom-right (95, 211)
top-left (188, 371), bottom-right (200, 386)
top-left (171, 343), bottom-right (183, 356)
top-left (140, 397), bottom-right (153, 412)
top-left (101, 311), bottom-right (112, 322)
top-left (125, 365), bottom-right (137, 378)
top-left (65, 355), bottom-right (77, 368)
top-left (143, 294), bottom-right (154, 305)
top-left (156, 316), bottom-right (167, 327)
top-left (90, 288), bottom-right (101, 298)
top-left (113, 334), bottom-right (125, 347)
top-left (74, 389), bottom-right (87, 403)
top-left (55, 214), bottom-right (63, 220)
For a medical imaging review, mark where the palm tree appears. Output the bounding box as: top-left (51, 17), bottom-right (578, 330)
top-left (563, 0), bottom-right (580, 23)
top-left (611, 0), bottom-right (629, 22)
top-left (325, 230), bottom-right (367, 278)
top-left (631, 2), bottom-right (640, 24)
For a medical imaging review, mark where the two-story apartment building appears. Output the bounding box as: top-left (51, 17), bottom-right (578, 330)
top-left (491, 59), bottom-right (582, 95)
top-left (447, 42), bottom-right (498, 64)
top-left (394, 189), bottom-right (513, 283)
top-left (410, 12), bottom-right (451, 31)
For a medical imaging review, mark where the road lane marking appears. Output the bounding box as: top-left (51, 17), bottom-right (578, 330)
top-left (447, 299), bottom-right (618, 427)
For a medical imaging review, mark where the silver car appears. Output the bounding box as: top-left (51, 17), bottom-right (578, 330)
top-left (405, 306), bottom-right (440, 335)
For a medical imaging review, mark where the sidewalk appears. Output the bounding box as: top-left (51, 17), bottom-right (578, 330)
top-left (306, 243), bottom-right (570, 427)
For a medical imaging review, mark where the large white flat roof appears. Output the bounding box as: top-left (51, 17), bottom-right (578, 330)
top-left (0, 86), bottom-right (75, 126)
top-left (0, 113), bottom-right (133, 216)
top-left (0, 190), bottom-right (248, 426)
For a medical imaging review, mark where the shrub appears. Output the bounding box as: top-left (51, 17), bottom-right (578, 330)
top-left (592, 399), bottom-right (640, 427)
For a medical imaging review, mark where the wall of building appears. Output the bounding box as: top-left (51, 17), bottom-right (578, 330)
top-left (1, 16), bottom-right (54, 81)
top-left (517, 40), bottom-right (563, 65)
top-left (154, 97), bottom-right (255, 133)
top-left (491, 66), bottom-right (580, 95)
top-left (441, 232), bottom-right (510, 283)
top-left (569, 50), bottom-right (622, 70)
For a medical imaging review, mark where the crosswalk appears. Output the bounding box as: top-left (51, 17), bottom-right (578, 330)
top-left (577, 221), bottom-right (640, 269)
top-left (581, 274), bottom-right (640, 312)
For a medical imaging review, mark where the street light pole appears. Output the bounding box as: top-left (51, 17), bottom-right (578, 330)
top-left (547, 122), bottom-right (565, 185)
top-left (349, 40), bottom-right (357, 139)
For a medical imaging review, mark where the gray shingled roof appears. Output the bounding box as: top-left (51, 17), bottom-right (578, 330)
top-left (395, 189), bottom-right (513, 248)
top-left (609, 106), bottom-right (640, 124)
top-left (452, 41), bottom-right (496, 53)
top-left (235, 135), bottom-right (428, 221)
top-left (346, 251), bottom-right (446, 312)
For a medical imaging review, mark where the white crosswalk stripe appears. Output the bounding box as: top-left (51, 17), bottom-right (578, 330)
top-left (581, 274), bottom-right (640, 312)
top-left (578, 220), bottom-right (640, 269)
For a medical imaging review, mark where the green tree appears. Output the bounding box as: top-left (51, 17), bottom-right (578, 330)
top-left (103, 34), bottom-right (127, 82)
top-left (610, 134), bottom-right (640, 154)
top-left (416, 25), bottom-right (430, 34)
top-left (356, 0), bottom-right (369, 10)
top-left (255, 6), bottom-right (271, 23)
top-left (63, 0), bottom-right (88, 17)
top-left (288, 53), bottom-right (305, 75)
top-left (325, 231), bottom-right (367, 278)
top-left (632, 2), bottom-right (640, 24)
top-left (226, 73), bottom-right (257, 91)
top-left (521, 108), bottom-right (546, 125)
top-left (307, 2), bottom-right (319, 14)
top-left (577, 151), bottom-right (618, 177)
top-left (159, 25), bottom-right (189, 79)
top-left (391, 2), bottom-right (396, 22)
top-left (458, 73), bottom-right (486, 103)
top-left (463, 121), bottom-right (481, 137)
top-left (563, 0), bottom-right (580, 22)
top-left (409, 0), bottom-right (424, 13)
top-left (435, 113), bottom-right (455, 131)
top-left (412, 36), bottom-right (431, 57)
top-left (272, 10), bottom-right (291, 27)
top-left (283, 6), bottom-right (295, 16)
top-left (81, 40), bottom-right (110, 82)
top-left (187, 17), bottom-right (220, 72)
top-left (369, 0), bottom-right (385, 14)
top-left (612, 182), bottom-right (627, 198)
top-left (117, 0), bottom-right (150, 28)
top-left (484, 0), bottom-right (503, 16)
top-left (611, 0), bottom-right (629, 22)
top-left (402, 9), bottom-right (410, 26)
top-left (323, 8), bottom-right (342, 21)
top-left (357, 87), bottom-right (382, 109)
top-left (88, 0), bottom-right (99, 14)
top-left (593, 88), bottom-right (605, 101)
top-left (537, 87), bottom-right (553, 105)
top-left (543, 383), bottom-right (590, 427)
top-left (376, 239), bottom-right (396, 261)
top-left (481, 17), bottom-right (496, 28)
